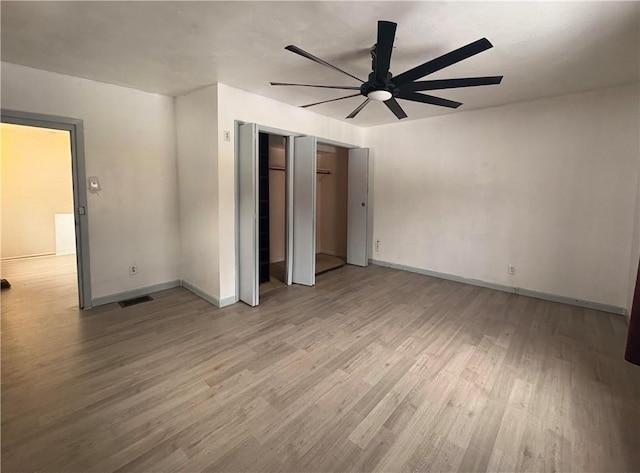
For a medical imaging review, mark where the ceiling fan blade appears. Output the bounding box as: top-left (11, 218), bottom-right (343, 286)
top-left (270, 82), bottom-right (361, 90)
top-left (384, 98), bottom-right (408, 119)
top-left (300, 93), bottom-right (362, 108)
top-left (393, 38), bottom-right (494, 86)
top-left (396, 91), bottom-right (462, 109)
top-left (285, 45), bottom-right (364, 83)
top-left (346, 98), bottom-right (371, 119)
top-left (375, 21), bottom-right (397, 84)
top-left (400, 76), bottom-right (503, 92)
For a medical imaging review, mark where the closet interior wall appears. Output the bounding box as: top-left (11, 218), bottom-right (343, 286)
top-left (316, 146), bottom-right (349, 259)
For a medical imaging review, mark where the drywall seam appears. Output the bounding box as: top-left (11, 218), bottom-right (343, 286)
top-left (370, 259), bottom-right (626, 316)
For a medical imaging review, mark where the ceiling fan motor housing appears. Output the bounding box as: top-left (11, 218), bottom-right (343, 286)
top-left (362, 71), bottom-right (397, 98)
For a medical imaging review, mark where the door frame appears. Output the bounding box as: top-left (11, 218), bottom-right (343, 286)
top-left (235, 122), bottom-right (298, 302)
top-left (1, 109), bottom-right (92, 309)
top-left (234, 121), bottom-right (362, 304)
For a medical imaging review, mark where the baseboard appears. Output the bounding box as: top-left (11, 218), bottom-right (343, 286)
top-left (180, 279), bottom-right (238, 308)
top-left (1, 252), bottom-right (56, 261)
top-left (218, 294), bottom-right (239, 308)
top-left (369, 259), bottom-right (626, 316)
top-left (91, 279), bottom-right (181, 307)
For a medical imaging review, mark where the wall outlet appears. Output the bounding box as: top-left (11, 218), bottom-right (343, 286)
top-left (129, 264), bottom-right (138, 276)
top-left (223, 130), bottom-right (231, 142)
top-left (375, 239), bottom-right (381, 252)
top-left (508, 265), bottom-right (516, 275)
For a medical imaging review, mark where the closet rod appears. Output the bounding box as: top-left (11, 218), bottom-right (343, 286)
top-left (268, 165), bottom-right (331, 175)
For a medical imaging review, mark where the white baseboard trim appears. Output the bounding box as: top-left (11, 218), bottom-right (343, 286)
top-left (91, 279), bottom-right (181, 307)
top-left (219, 295), bottom-right (239, 308)
top-left (1, 252), bottom-right (56, 261)
top-left (181, 279), bottom-right (220, 307)
top-left (181, 280), bottom-right (238, 308)
top-left (91, 279), bottom-right (240, 309)
top-left (370, 259), bottom-right (626, 316)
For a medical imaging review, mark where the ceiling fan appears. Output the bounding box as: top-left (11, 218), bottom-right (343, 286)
top-left (270, 21), bottom-right (503, 120)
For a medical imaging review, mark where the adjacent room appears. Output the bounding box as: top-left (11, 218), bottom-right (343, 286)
top-left (1, 2), bottom-right (639, 472)
top-left (1, 123), bottom-right (79, 306)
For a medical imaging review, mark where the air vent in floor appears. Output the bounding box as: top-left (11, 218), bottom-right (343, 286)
top-left (118, 295), bottom-right (153, 307)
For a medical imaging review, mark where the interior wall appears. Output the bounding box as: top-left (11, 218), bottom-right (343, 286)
top-left (268, 135), bottom-right (286, 263)
top-left (365, 83), bottom-right (640, 310)
top-left (176, 85), bottom-right (219, 300)
top-left (216, 82), bottom-right (364, 302)
top-left (1, 123), bottom-right (74, 259)
top-left (1, 62), bottom-right (180, 300)
top-left (316, 147), bottom-right (348, 258)
top-left (627, 164), bottom-right (640, 320)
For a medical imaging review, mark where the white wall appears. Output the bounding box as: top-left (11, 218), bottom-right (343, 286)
top-left (1, 62), bottom-right (180, 300)
top-left (176, 85), bottom-right (219, 299)
top-left (365, 84), bottom-right (640, 310)
top-left (216, 83), bottom-right (364, 302)
top-left (627, 164), bottom-right (640, 319)
top-left (55, 214), bottom-right (76, 255)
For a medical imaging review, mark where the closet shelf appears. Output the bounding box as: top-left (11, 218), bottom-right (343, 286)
top-left (268, 165), bottom-right (331, 175)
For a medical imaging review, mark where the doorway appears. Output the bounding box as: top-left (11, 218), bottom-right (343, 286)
top-left (1, 110), bottom-right (91, 309)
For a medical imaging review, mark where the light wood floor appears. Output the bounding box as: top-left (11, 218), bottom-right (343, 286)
top-left (261, 255), bottom-right (345, 295)
top-left (2, 255), bottom-right (639, 472)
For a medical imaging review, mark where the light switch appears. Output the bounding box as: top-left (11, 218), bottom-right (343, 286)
top-left (88, 176), bottom-right (101, 193)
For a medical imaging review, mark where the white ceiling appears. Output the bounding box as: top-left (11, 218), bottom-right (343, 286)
top-left (2, 1), bottom-right (638, 127)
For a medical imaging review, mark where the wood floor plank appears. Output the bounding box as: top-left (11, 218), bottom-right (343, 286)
top-left (2, 255), bottom-right (639, 472)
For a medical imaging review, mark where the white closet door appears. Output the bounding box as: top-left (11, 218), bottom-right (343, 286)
top-left (285, 137), bottom-right (294, 285)
top-left (238, 123), bottom-right (259, 306)
top-left (292, 135), bottom-right (317, 286)
top-left (347, 148), bottom-right (369, 267)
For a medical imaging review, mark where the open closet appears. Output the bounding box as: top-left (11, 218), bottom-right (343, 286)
top-left (315, 144), bottom-right (348, 275)
top-left (237, 122), bottom-right (368, 307)
top-left (258, 132), bottom-right (289, 295)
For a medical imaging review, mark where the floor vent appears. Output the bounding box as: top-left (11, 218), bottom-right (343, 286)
top-left (118, 295), bottom-right (153, 307)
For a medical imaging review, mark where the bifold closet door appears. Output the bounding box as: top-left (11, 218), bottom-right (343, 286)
top-left (285, 137), bottom-right (294, 286)
top-left (347, 148), bottom-right (369, 267)
top-left (238, 123), bottom-right (259, 306)
top-left (292, 135), bottom-right (317, 286)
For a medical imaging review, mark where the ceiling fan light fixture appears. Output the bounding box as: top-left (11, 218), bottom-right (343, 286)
top-left (275, 21), bottom-right (502, 120)
top-left (367, 90), bottom-right (392, 102)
